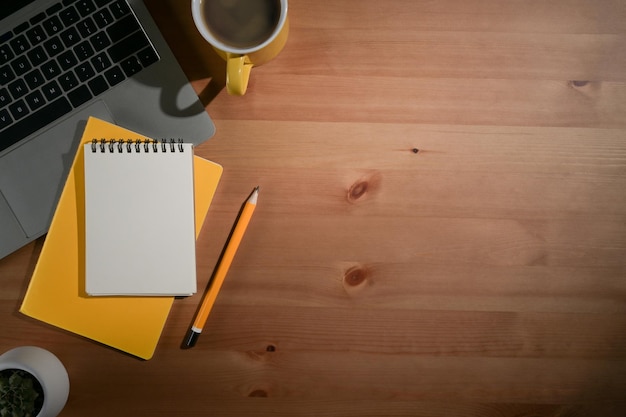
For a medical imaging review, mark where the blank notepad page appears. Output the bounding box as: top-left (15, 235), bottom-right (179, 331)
top-left (83, 140), bottom-right (197, 296)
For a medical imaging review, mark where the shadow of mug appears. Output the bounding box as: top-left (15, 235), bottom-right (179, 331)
top-left (191, 0), bottom-right (289, 96)
top-left (143, 0), bottom-right (227, 106)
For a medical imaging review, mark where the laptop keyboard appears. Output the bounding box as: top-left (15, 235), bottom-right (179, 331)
top-left (0, 0), bottom-right (160, 153)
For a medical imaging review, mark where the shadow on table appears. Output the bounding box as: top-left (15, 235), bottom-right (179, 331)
top-left (144, 0), bottom-right (227, 107)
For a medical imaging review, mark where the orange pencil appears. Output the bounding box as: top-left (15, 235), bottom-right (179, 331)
top-left (183, 187), bottom-right (259, 348)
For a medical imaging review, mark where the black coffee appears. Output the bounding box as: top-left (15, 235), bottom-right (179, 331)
top-left (202, 0), bottom-right (281, 49)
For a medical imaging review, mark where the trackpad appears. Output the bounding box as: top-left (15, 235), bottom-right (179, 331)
top-left (0, 101), bottom-right (115, 237)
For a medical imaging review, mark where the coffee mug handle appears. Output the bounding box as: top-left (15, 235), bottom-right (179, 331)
top-left (226, 54), bottom-right (253, 95)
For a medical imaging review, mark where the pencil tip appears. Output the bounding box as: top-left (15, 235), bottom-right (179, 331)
top-left (248, 187), bottom-right (260, 204)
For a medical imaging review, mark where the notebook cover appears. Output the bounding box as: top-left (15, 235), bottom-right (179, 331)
top-left (84, 141), bottom-right (196, 296)
top-left (20, 117), bottom-right (222, 360)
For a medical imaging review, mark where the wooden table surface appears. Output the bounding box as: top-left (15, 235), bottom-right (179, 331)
top-left (2, 0), bottom-right (626, 415)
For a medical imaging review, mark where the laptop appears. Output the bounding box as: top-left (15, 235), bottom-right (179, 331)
top-left (0, 0), bottom-right (216, 259)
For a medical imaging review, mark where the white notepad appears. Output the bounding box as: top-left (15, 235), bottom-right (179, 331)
top-left (83, 140), bottom-right (197, 296)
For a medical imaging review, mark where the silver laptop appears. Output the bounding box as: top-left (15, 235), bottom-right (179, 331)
top-left (0, 0), bottom-right (215, 259)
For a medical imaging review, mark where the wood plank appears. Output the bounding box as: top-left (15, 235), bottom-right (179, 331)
top-left (161, 305), bottom-right (626, 359)
top-left (285, 31), bottom-right (626, 81)
top-left (62, 349), bottom-right (626, 404)
top-left (293, 0), bottom-right (626, 35)
top-left (179, 261), bottom-right (626, 314)
top-left (198, 121), bottom-right (626, 221)
top-left (206, 77), bottom-right (626, 127)
top-left (55, 398), bottom-right (620, 417)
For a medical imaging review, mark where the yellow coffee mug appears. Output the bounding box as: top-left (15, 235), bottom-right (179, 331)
top-left (192, 0), bottom-right (289, 95)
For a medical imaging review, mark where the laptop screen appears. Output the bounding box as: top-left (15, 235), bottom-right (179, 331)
top-left (1, 0), bottom-right (37, 21)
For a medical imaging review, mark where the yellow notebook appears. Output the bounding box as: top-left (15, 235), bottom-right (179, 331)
top-left (20, 117), bottom-right (222, 360)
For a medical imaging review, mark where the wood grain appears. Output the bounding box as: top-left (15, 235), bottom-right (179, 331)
top-left (1, 0), bottom-right (626, 415)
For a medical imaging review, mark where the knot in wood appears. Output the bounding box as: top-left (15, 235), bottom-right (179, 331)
top-left (248, 389), bottom-right (268, 397)
top-left (348, 180), bottom-right (369, 202)
top-left (346, 171), bottom-right (381, 204)
top-left (570, 80), bottom-right (589, 87)
top-left (344, 266), bottom-right (368, 287)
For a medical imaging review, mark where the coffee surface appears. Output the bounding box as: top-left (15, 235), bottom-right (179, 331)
top-left (202, 0), bottom-right (281, 49)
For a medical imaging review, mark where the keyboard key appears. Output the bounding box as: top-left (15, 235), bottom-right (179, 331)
top-left (0, 32), bottom-right (12, 44)
top-left (75, 0), bottom-right (97, 17)
top-left (8, 79), bottom-right (28, 99)
top-left (108, 31), bottom-right (148, 63)
top-left (93, 8), bottom-right (114, 28)
top-left (0, 97), bottom-right (72, 153)
top-left (59, 6), bottom-right (80, 26)
top-left (107, 14), bottom-right (140, 43)
top-left (30, 12), bottom-right (47, 25)
top-left (0, 88), bottom-right (10, 107)
top-left (27, 45), bottom-right (48, 66)
top-left (58, 50), bottom-right (78, 70)
top-left (138, 46), bottom-right (159, 67)
top-left (0, 65), bottom-right (16, 84)
top-left (0, 31), bottom-right (13, 43)
top-left (74, 40), bottom-right (95, 60)
top-left (75, 61), bottom-right (95, 81)
top-left (0, 108), bottom-right (12, 130)
top-left (67, 85), bottom-right (92, 107)
top-left (58, 71), bottom-right (79, 91)
top-left (44, 36), bottom-right (64, 57)
top-left (76, 17), bottom-right (97, 37)
top-left (43, 16), bottom-right (64, 37)
top-left (9, 99), bottom-right (29, 120)
top-left (11, 55), bottom-right (31, 76)
top-left (88, 74), bottom-right (108, 95)
top-left (24, 68), bottom-right (46, 89)
top-left (120, 55), bottom-right (141, 77)
top-left (25, 90), bottom-right (46, 111)
top-left (13, 22), bottom-right (30, 35)
top-left (26, 25), bottom-right (47, 45)
top-left (109, 0), bottom-right (131, 19)
top-left (41, 59), bottom-right (62, 79)
top-left (42, 80), bottom-right (62, 100)
top-left (91, 52), bottom-right (111, 71)
top-left (46, 3), bottom-right (63, 16)
top-left (60, 26), bottom-right (80, 47)
top-left (10, 35), bottom-right (30, 55)
top-left (0, 45), bottom-right (15, 64)
top-left (95, 0), bottom-right (115, 7)
top-left (90, 31), bottom-right (111, 51)
top-left (104, 65), bottom-right (124, 86)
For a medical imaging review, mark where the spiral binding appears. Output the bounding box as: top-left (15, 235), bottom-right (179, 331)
top-left (90, 139), bottom-right (186, 153)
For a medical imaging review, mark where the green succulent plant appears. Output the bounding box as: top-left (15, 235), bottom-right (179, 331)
top-left (0, 369), bottom-right (43, 417)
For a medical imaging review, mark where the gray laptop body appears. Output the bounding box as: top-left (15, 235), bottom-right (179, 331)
top-left (0, 0), bottom-right (215, 259)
